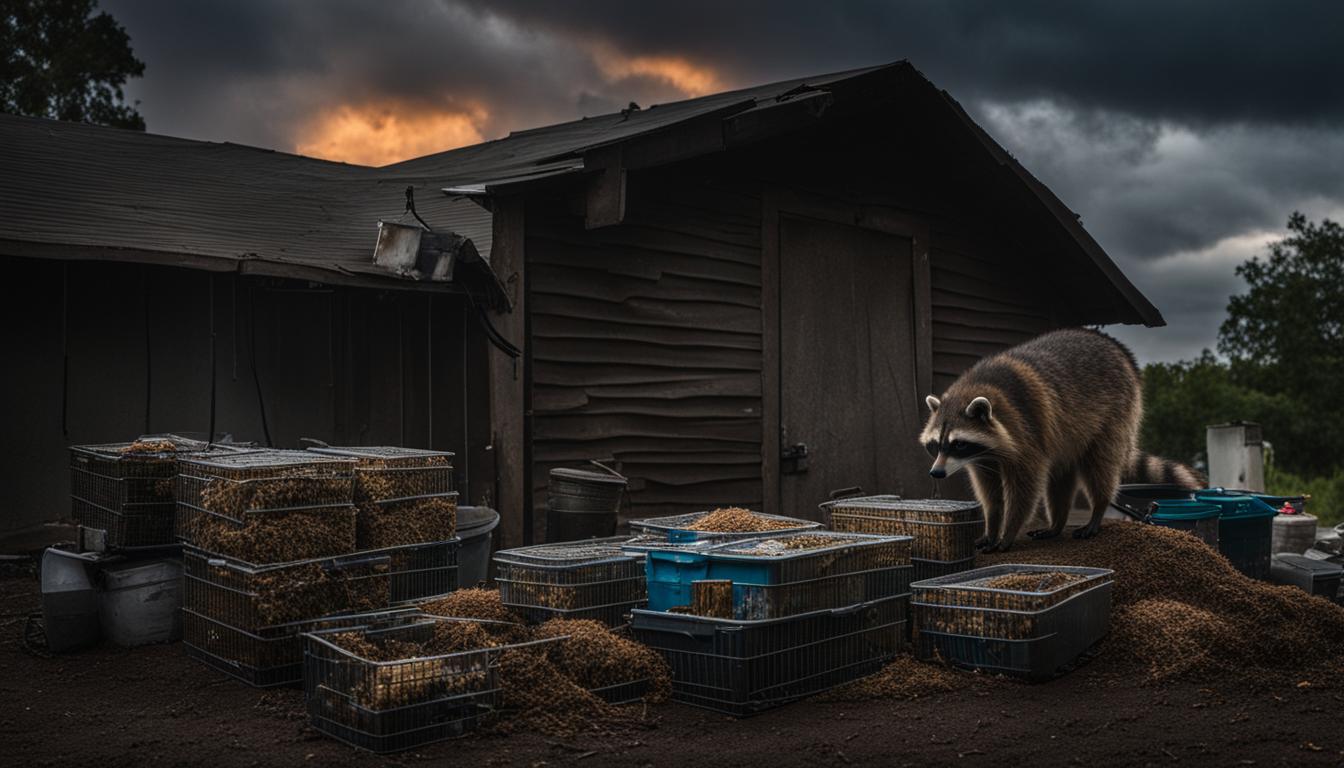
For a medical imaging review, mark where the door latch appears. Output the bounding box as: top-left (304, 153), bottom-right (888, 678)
top-left (781, 442), bottom-right (809, 474)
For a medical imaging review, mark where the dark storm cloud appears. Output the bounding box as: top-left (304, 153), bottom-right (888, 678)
top-left (468, 0), bottom-right (1344, 126)
top-left (93, 0), bottom-right (1344, 361)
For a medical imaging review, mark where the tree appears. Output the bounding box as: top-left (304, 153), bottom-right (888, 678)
top-left (0, 0), bottom-right (145, 129)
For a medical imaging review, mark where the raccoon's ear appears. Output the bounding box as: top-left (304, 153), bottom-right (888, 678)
top-left (965, 396), bottom-right (992, 421)
top-left (925, 395), bottom-right (940, 412)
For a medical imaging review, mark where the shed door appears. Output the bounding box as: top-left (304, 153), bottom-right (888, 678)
top-left (779, 215), bottom-right (923, 517)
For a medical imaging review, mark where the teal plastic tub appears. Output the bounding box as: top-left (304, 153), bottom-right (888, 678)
top-left (1147, 500), bottom-right (1220, 548)
top-left (1195, 490), bottom-right (1277, 579)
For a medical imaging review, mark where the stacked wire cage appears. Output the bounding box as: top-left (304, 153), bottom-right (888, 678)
top-left (821, 495), bottom-right (982, 581)
top-left (911, 563), bottom-right (1114, 680)
top-left (176, 450), bottom-right (459, 686)
top-left (494, 537), bottom-right (647, 627)
top-left (307, 446), bottom-right (457, 550)
top-left (629, 531), bottom-right (912, 714)
top-left (69, 435), bottom-right (252, 552)
top-left (303, 614), bottom-right (559, 753)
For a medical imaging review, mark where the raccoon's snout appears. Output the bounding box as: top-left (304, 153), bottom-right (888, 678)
top-left (929, 465), bottom-right (946, 479)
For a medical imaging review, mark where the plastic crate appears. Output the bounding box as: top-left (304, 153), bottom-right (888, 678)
top-left (182, 607), bottom-right (420, 687)
top-left (1147, 500), bottom-right (1220, 548)
top-left (912, 555), bottom-right (977, 583)
top-left (680, 566), bottom-right (913, 620)
top-left (630, 597), bottom-right (906, 716)
top-left (69, 438), bottom-right (252, 550)
top-left (1268, 554), bottom-right (1343, 600)
top-left (820, 496), bottom-right (982, 561)
top-left (643, 531), bottom-right (911, 612)
top-left (629, 510), bottom-right (822, 543)
top-left (912, 564), bottom-right (1113, 680)
top-left (183, 540), bottom-right (458, 631)
top-left (175, 502), bottom-right (357, 563)
top-left (177, 450), bottom-right (355, 520)
top-left (355, 492), bottom-right (458, 550)
top-left (303, 617), bottom-right (559, 753)
top-left (1196, 490), bottom-right (1277, 579)
top-left (308, 446), bottom-right (455, 501)
top-left (494, 538), bottom-right (646, 627)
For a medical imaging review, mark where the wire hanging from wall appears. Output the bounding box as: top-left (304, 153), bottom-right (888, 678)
top-left (248, 286), bottom-right (273, 447)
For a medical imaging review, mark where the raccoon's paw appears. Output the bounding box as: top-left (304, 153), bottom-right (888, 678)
top-left (975, 536), bottom-right (998, 551)
top-left (980, 538), bottom-right (1010, 553)
top-left (1027, 528), bottom-right (1059, 540)
top-left (1072, 524), bottom-right (1101, 540)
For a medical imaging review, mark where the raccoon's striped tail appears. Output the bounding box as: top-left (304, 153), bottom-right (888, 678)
top-left (1122, 451), bottom-right (1204, 489)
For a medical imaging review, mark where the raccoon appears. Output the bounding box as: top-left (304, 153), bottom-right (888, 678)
top-left (920, 328), bottom-right (1158, 552)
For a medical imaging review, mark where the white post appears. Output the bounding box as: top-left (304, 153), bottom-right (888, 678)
top-left (1206, 422), bottom-right (1264, 491)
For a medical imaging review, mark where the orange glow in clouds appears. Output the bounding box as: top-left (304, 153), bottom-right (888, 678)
top-left (296, 102), bottom-right (488, 166)
top-left (591, 47), bottom-right (724, 97)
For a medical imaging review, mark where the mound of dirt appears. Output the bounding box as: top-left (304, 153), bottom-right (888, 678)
top-left (820, 654), bottom-right (977, 702)
top-left (532, 619), bottom-right (671, 702)
top-left (980, 522), bottom-right (1344, 683)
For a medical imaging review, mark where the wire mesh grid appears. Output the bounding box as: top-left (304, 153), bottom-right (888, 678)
top-left (630, 597), bottom-right (907, 716)
top-left (182, 607), bottom-right (420, 687)
top-left (303, 619), bottom-right (558, 753)
top-left (687, 565), bottom-right (913, 621)
top-left (705, 532), bottom-right (914, 582)
top-left (175, 503), bottom-right (357, 563)
top-left (911, 564), bottom-right (1114, 611)
top-left (182, 541), bottom-right (458, 631)
top-left (309, 447), bottom-right (455, 500)
top-left (629, 511), bottom-right (822, 541)
top-left (911, 556), bottom-right (977, 583)
top-left (493, 539), bottom-right (647, 625)
top-left (355, 492), bottom-right (458, 550)
top-left (822, 497), bottom-right (983, 561)
top-left (509, 602), bottom-right (647, 628)
top-left (177, 452), bottom-right (355, 522)
top-left (72, 497), bottom-right (177, 551)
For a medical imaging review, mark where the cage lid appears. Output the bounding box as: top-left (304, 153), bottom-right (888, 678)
top-left (493, 536), bottom-right (643, 567)
top-left (707, 530), bottom-right (910, 559)
top-left (819, 496), bottom-right (980, 513)
top-left (308, 446), bottom-right (454, 460)
top-left (180, 449), bottom-right (355, 470)
top-left (71, 435), bottom-right (250, 460)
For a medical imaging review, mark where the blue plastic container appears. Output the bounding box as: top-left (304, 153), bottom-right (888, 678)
top-left (1195, 490), bottom-right (1278, 579)
top-left (1147, 499), bottom-right (1220, 548)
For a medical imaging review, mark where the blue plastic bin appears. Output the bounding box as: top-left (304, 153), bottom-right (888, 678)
top-left (1147, 499), bottom-right (1220, 548)
top-left (1195, 489), bottom-right (1277, 579)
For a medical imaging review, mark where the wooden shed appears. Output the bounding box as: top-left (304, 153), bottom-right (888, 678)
top-left (383, 61), bottom-right (1163, 544)
top-left (0, 61), bottom-right (1161, 546)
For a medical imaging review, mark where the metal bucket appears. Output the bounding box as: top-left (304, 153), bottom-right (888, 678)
top-left (40, 548), bottom-right (101, 653)
top-left (98, 557), bottom-right (183, 646)
top-left (456, 506), bottom-right (500, 587)
top-left (373, 221), bottom-right (424, 276)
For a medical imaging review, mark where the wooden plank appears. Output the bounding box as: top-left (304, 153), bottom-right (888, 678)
top-left (931, 287), bottom-right (1052, 318)
top-left (931, 306), bottom-right (1054, 336)
top-left (581, 374), bottom-right (763, 400)
top-left (529, 294), bottom-right (759, 334)
top-left (534, 438), bottom-right (760, 463)
top-left (531, 313), bottom-right (761, 351)
top-left (533, 361), bottom-right (763, 388)
top-left (531, 338), bottom-right (759, 370)
top-left (584, 145), bottom-right (625, 229)
top-left (487, 197), bottom-right (527, 547)
top-left (528, 237), bottom-right (761, 288)
top-left (531, 394), bottom-right (760, 419)
top-left (760, 187), bottom-right (781, 525)
top-left (932, 319), bottom-right (1039, 347)
top-left (529, 262), bottom-right (760, 308)
top-left (534, 414), bottom-right (761, 444)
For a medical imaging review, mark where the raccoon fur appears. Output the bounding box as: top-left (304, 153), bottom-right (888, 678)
top-left (919, 328), bottom-right (1195, 552)
top-left (1122, 450), bottom-right (1204, 488)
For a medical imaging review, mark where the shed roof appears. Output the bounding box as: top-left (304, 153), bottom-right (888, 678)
top-left (0, 113), bottom-right (495, 292)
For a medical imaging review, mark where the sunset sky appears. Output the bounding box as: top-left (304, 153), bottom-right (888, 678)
top-left (99, 1), bottom-right (1344, 363)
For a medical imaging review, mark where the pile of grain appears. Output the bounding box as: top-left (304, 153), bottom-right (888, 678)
top-left (189, 506), bottom-right (355, 563)
top-left (532, 619), bottom-right (671, 702)
top-left (201, 475), bottom-right (349, 518)
top-left (820, 654), bottom-right (975, 701)
top-left (356, 495), bottom-right (456, 549)
top-left (120, 439), bottom-right (177, 455)
top-left (353, 455), bottom-right (451, 501)
top-left (981, 571), bottom-right (1083, 592)
top-left (685, 507), bottom-right (800, 533)
top-left (980, 522), bottom-right (1344, 683)
top-left (421, 588), bottom-right (520, 623)
top-left (492, 649), bottom-right (624, 737)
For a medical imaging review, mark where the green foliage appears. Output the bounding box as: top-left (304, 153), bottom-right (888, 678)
top-left (1266, 457), bottom-right (1344, 528)
top-left (0, 0), bottom-right (145, 129)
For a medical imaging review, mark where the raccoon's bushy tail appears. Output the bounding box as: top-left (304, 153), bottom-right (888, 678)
top-left (1122, 451), bottom-right (1204, 489)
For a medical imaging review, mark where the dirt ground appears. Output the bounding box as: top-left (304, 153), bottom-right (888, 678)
top-left (2, 566), bottom-right (1340, 768)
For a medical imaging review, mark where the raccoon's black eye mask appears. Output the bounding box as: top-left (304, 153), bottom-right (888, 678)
top-left (926, 438), bottom-right (989, 459)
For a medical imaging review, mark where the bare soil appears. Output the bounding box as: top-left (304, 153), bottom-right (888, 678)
top-left (2, 567), bottom-right (1340, 767)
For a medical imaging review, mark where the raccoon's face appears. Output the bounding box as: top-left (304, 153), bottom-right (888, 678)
top-left (919, 394), bottom-right (999, 479)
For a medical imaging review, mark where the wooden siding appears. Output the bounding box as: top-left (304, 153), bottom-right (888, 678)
top-left (929, 222), bottom-right (1058, 394)
top-left (526, 172), bottom-right (764, 535)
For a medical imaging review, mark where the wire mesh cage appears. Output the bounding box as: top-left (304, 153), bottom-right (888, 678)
top-left (820, 496), bottom-right (984, 561)
top-left (629, 510), bottom-right (822, 542)
top-left (912, 555), bottom-right (978, 583)
top-left (308, 446), bottom-right (455, 501)
top-left (630, 597), bottom-right (907, 716)
top-left (69, 437), bottom-right (253, 550)
top-left (176, 503), bottom-right (357, 564)
top-left (177, 450), bottom-right (355, 522)
top-left (355, 492), bottom-right (458, 550)
top-left (911, 565), bottom-right (1114, 679)
top-left (182, 607), bottom-right (420, 687)
top-left (303, 616), bottom-right (558, 753)
top-left (686, 566), bottom-right (913, 621)
top-left (494, 537), bottom-right (647, 627)
top-left (183, 540), bottom-right (458, 632)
